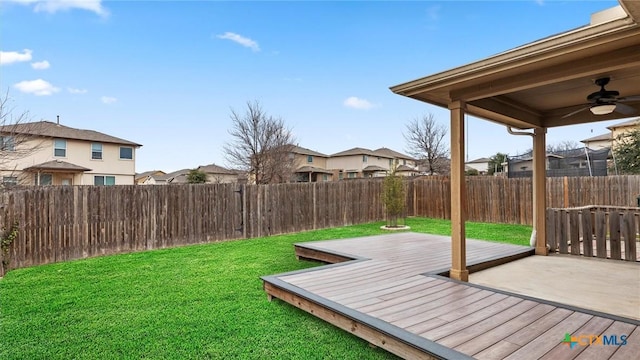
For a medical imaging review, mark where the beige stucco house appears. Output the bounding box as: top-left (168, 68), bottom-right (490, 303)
top-left (291, 146), bottom-right (332, 182)
top-left (581, 117), bottom-right (638, 149)
top-left (580, 132), bottom-right (612, 150)
top-left (0, 120), bottom-right (141, 186)
top-left (465, 157), bottom-right (491, 174)
top-left (135, 170), bottom-right (166, 185)
top-left (197, 163), bottom-right (240, 183)
top-left (326, 147), bottom-right (418, 179)
top-left (609, 117), bottom-right (639, 147)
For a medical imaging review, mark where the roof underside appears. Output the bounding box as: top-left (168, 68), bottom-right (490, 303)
top-left (390, 1), bottom-right (640, 130)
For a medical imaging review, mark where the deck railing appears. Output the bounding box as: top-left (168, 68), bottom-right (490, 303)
top-left (546, 206), bottom-right (639, 261)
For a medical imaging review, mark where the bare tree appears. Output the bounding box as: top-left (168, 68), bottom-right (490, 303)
top-left (0, 91), bottom-right (45, 188)
top-left (223, 101), bottom-right (296, 184)
top-left (547, 140), bottom-right (581, 153)
top-left (404, 113), bottom-right (449, 175)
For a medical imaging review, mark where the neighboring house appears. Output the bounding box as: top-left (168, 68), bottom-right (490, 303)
top-left (465, 157), bottom-right (491, 175)
top-left (580, 132), bottom-right (612, 150)
top-left (581, 118), bottom-right (639, 150)
top-left (505, 153), bottom-right (563, 174)
top-left (326, 147), bottom-right (418, 179)
top-left (135, 170), bottom-right (166, 185)
top-left (151, 169), bottom-right (191, 184)
top-left (138, 165), bottom-right (240, 185)
top-left (196, 163), bottom-right (239, 183)
top-left (505, 148), bottom-right (610, 178)
top-left (0, 120), bottom-right (141, 186)
top-left (608, 118), bottom-right (639, 148)
top-left (291, 146), bottom-right (332, 182)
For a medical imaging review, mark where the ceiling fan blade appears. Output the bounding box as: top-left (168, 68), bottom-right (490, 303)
top-left (618, 95), bottom-right (640, 102)
top-left (561, 106), bottom-right (590, 119)
top-left (614, 103), bottom-right (638, 115)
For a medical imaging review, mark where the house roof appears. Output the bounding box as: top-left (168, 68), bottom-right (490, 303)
top-left (396, 165), bottom-right (416, 172)
top-left (197, 163), bottom-right (236, 175)
top-left (155, 169), bottom-right (191, 182)
top-left (330, 147), bottom-right (378, 157)
top-left (373, 147), bottom-right (415, 160)
top-left (135, 170), bottom-right (165, 181)
top-left (296, 165), bottom-right (333, 174)
top-left (23, 160), bottom-right (91, 172)
top-left (331, 146), bottom-right (414, 159)
top-left (466, 157), bottom-right (491, 164)
top-left (291, 145), bottom-right (329, 157)
top-left (390, 2), bottom-right (640, 129)
top-left (580, 132), bottom-right (612, 143)
top-left (363, 165), bottom-right (387, 172)
top-left (0, 121), bottom-right (142, 147)
top-left (607, 117), bottom-right (639, 130)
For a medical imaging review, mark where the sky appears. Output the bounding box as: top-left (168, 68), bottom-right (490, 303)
top-left (0, 0), bottom-right (628, 173)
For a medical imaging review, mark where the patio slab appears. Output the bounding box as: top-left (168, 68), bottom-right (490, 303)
top-left (469, 254), bottom-right (640, 320)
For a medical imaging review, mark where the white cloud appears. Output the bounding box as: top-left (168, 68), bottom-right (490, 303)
top-left (14, 79), bottom-right (60, 96)
top-left (0, 49), bottom-right (33, 65)
top-left (101, 96), bottom-right (117, 104)
top-left (7, 0), bottom-right (109, 17)
top-left (426, 5), bottom-right (441, 21)
top-left (31, 60), bottom-right (50, 70)
top-left (216, 32), bottom-right (260, 52)
top-left (343, 96), bottom-right (376, 110)
top-left (67, 87), bottom-right (87, 94)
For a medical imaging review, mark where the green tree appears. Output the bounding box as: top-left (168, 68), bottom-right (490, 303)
top-left (488, 152), bottom-right (508, 175)
top-left (187, 169), bottom-right (207, 183)
top-left (613, 128), bottom-right (640, 174)
top-left (382, 163), bottom-right (406, 228)
top-left (465, 168), bottom-right (479, 176)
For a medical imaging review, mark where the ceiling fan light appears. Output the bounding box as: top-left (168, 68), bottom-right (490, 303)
top-left (590, 104), bottom-right (616, 115)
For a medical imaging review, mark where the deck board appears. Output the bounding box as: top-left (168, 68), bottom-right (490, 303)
top-left (261, 232), bottom-right (639, 359)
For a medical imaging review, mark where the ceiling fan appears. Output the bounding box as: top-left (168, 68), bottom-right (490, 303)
top-left (561, 77), bottom-right (640, 118)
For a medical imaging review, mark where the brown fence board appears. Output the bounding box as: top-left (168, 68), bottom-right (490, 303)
top-left (622, 211), bottom-right (637, 261)
top-left (609, 210), bottom-right (621, 260)
top-left (581, 209), bottom-right (593, 258)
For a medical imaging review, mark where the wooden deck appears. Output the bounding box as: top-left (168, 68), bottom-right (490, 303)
top-left (262, 232), bottom-right (640, 359)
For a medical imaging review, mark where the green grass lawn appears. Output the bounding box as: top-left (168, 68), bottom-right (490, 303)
top-left (0, 217), bottom-right (532, 359)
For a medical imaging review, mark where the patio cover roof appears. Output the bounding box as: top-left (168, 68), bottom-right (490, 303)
top-left (295, 166), bottom-right (333, 174)
top-left (389, 1), bottom-right (640, 281)
top-left (390, 1), bottom-right (640, 129)
top-left (23, 160), bottom-right (92, 173)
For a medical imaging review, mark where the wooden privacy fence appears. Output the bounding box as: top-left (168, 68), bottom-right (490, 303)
top-left (546, 206), bottom-right (639, 261)
top-left (0, 181), bottom-right (385, 275)
top-left (0, 175), bottom-right (638, 274)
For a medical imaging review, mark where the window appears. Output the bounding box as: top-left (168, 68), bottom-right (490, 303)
top-left (338, 171), bottom-right (343, 180)
top-left (322, 174), bottom-right (328, 181)
top-left (92, 143), bottom-right (103, 160)
top-left (54, 139), bottom-right (66, 157)
top-left (348, 172), bottom-right (356, 178)
top-left (389, 159), bottom-right (393, 166)
top-left (35, 173), bottom-right (52, 185)
top-left (120, 146), bottom-right (133, 160)
top-left (94, 175), bottom-right (115, 186)
top-left (403, 159), bottom-right (407, 165)
top-left (307, 155), bottom-right (313, 163)
top-left (0, 136), bottom-right (15, 151)
top-left (2, 176), bottom-right (17, 187)
top-left (363, 155), bottom-right (368, 163)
